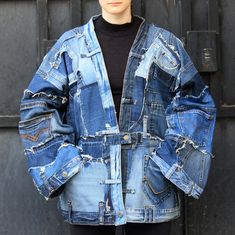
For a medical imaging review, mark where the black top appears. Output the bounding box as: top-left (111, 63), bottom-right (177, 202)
top-left (94, 15), bottom-right (143, 122)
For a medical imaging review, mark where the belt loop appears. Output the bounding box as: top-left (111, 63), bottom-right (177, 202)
top-left (144, 206), bottom-right (154, 222)
top-left (148, 207), bottom-right (153, 222)
top-left (98, 201), bottom-right (105, 224)
top-left (144, 206), bottom-right (148, 222)
top-left (152, 206), bottom-right (156, 222)
top-left (68, 200), bottom-right (73, 223)
top-left (143, 115), bottom-right (148, 138)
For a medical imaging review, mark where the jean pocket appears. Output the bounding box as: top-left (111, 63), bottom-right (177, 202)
top-left (142, 154), bottom-right (172, 205)
top-left (154, 48), bottom-right (179, 71)
top-left (178, 109), bottom-right (214, 146)
top-left (19, 114), bottom-right (52, 149)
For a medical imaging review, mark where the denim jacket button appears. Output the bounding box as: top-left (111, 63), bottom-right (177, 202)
top-left (123, 134), bottom-right (130, 141)
top-left (52, 63), bottom-right (57, 68)
top-left (117, 211), bottom-right (123, 218)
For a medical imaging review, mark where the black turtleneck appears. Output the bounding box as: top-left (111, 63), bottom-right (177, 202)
top-left (94, 15), bottom-right (143, 122)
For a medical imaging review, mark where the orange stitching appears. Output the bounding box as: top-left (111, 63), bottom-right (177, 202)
top-left (145, 178), bottom-right (169, 195)
top-left (20, 128), bottom-right (49, 142)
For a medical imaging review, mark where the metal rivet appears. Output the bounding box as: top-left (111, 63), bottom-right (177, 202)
top-left (131, 189), bottom-right (136, 194)
top-left (123, 134), bottom-right (129, 141)
top-left (62, 97), bottom-right (67, 104)
top-left (144, 155), bottom-right (149, 160)
top-left (62, 171), bottom-right (68, 178)
top-left (142, 176), bottom-right (147, 182)
top-left (105, 123), bottom-right (111, 129)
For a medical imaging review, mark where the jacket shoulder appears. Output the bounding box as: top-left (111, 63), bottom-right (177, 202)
top-left (55, 28), bottom-right (81, 46)
top-left (147, 23), bottom-right (185, 57)
top-left (149, 23), bottom-right (181, 43)
top-left (52, 23), bottom-right (87, 51)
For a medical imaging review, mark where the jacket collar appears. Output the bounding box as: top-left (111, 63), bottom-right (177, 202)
top-left (83, 14), bottom-right (147, 56)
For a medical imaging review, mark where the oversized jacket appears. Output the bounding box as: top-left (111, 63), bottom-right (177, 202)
top-left (18, 15), bottom-right (216, 226)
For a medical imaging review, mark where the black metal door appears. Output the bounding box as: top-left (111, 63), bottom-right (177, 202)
top-left (0, 1), bottom-right (234, 234)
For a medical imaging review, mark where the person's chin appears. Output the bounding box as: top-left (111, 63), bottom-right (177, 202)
top-left (107, 10), bottom-right (123, 15)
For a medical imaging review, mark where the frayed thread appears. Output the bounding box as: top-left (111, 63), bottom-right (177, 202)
top-left (176, 138), bottom-right (199, 155)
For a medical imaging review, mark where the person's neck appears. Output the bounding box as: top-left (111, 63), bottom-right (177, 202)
top-left (101, 10), bottom-right (132, 25)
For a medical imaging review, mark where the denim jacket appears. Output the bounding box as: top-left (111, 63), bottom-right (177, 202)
top-left (18, 15), bottom-right (216, 226)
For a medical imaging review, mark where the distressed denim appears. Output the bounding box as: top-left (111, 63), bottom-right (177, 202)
top-left (18, 14), bottom-right (216, 226)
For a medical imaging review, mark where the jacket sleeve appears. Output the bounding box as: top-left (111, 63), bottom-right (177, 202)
top-left (151, 34), bottom-right (217, 199)
top-left (18, 34), bottom-right (84, 200)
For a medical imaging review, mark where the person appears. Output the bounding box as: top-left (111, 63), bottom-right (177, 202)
top-left (18, 0), bottom-right (216, 235)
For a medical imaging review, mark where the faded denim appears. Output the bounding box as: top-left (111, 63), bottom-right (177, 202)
top-left (18, 15), bottom-right (216, 226)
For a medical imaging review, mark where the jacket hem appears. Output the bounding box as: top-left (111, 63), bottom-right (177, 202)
top-left (125, 206), bottom-right (180, 223)
top-left (59, 206), bottom-right (180, 226)
top-left (37, 155), bottom-right (83, 200)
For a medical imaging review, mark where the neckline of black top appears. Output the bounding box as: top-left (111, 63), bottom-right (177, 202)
top-left (94, 15), bottom-right (143, 37)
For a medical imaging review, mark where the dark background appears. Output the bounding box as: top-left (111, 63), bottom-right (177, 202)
top-left (0, 0), bottom-right (234, 234)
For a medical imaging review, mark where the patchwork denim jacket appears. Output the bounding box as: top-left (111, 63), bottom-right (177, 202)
top-left (18, 15), bottom-right (216, 226)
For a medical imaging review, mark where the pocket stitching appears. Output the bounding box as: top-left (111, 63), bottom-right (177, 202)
top-left (142, 155), bottom-right (172, 205)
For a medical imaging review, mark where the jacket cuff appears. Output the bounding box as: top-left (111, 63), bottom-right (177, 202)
top-left (28, 143), bottom-right (84, 200)
top-left (152, 136), bottom-right (212, 199)
top-left (39, 156), bottom-right (83, 200)
top-left (150, 152), bottom-right (203, 199)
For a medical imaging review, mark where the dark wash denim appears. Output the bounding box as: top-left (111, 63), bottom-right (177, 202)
top-left (18, 14), bottom-right (216, 226)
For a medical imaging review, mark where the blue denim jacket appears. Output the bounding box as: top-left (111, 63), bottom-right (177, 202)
top-left (18, 15), bottom-right (216, 226)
